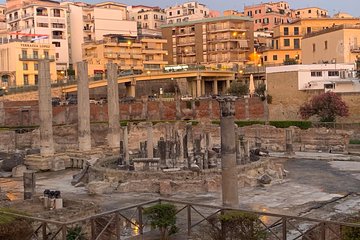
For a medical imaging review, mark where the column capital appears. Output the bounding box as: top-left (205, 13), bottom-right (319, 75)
top-left (217, 96), bottom-right (237, 117)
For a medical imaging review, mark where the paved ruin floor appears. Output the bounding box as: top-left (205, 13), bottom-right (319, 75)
top-left (1, 156), bottom-right (360, 221)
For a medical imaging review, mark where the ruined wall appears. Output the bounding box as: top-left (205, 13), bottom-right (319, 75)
top-left (0, 98), bottom-right (265, 127)
top-left (0, 123), bottom-right (351, 153)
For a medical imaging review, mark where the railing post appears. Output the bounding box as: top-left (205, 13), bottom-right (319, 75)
top-left (282, 217), bottom-right (287, 240)
top-left (321, 222), bottom-right (326, 240)
top-left (61, 224), bottom-right (67, 240)
top-left (42, 222), bottom-right (47, 240)
top-left (138, 206), bottom-right (144, 235)
top-left (91, 218), bottom-right (96, 240)
top-left (115, 212), bottom-right (121, 240)
top-left (187, 205), bottom-right (191, 237)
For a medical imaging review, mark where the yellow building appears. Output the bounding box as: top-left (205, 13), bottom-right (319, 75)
top-left (83, 34), bottom-right (168, 77)
top-left (302, 25), bottom-right (360, 65)
top-left (292, 7), bottom-right (328, 19)
top-left (260, 18), bottom-right (360, 65)
top-left (0, 41), bottom-right (56, 87)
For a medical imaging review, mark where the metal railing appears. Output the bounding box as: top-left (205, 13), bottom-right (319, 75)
top-left (0, 198), bottom-right (359, 240)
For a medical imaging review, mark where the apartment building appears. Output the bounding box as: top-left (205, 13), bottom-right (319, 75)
top-left (127, 5), bottom-right (166, 37)
top-left (165, 1), bottom-right (209, 24)
top-left (266, 64), bottom-right (360, 121)
top-left (82, 34), bottom-right (168, 77)
top-left (5, 0), bottom-right (69, 73)
top-left (224, 10), bottom-right (245, 17)
top-left (161, 16), bottom-right (254, 69)
top-left (292, 7), bottom-right (328, 19)
top-left (260, 18), bottom-right (360, 65)
top-left (0, 4), bottom-right (5, 31)
top-left (0, 41), bottom-right (57, 87)
top-left (62, 1), bottom-right (137, 68)
top-left (302, 25), bottom-right (360, 65)
top-left (244, 1), bottom-right (292, 31)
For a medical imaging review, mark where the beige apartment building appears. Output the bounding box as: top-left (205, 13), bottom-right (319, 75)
top-left (302, 25), bottom-right (360, 65)
top-left (161, 16), bottom-right (254, 69)
top-left (83, 34), bottom-right (168, 76)
top-left (61, 1), bottom-right (137, 68)
top-left (0, 41), bottom-right (57, 87)
top-left (260, 18), bottom-right (360, 65)
top-left (165, 1), bottom-right (209, 24)
top-left (127, 5), bottom-right (166, 37)
top-left (292, 7), bottom-right (328, 19)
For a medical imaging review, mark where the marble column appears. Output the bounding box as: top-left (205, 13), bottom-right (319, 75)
top-left (107, 63), bottom-right (120, 149)
top-left (77, 61), bottom-right (91, 151)
top-left (38, 60), bottom-right (54, 156)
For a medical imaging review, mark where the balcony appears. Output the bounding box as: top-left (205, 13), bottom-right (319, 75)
top-left (52, 35), bottom-right (64, 39)
top-left (83, 16), bottom-right (94, 22)
top-left (7, 16), bottom-right (20, 23)
top-left (351, 47), bottom-right (360, 53)
top-left (22, 13), bottom-right (34, 19)
top-left (19, 54), bottom-right (55, 61)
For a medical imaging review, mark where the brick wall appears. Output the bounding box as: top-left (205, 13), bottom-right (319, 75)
top-left (0, 98), bottom-right (265, 127)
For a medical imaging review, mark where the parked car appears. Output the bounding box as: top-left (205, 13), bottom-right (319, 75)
top-left (181, 95), bottom-right (192, 101)
top-left (51, 97), bottom-right (61, 106)
top-left (66, 96), bottom-right (77, 105)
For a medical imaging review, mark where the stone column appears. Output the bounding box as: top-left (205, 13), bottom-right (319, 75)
top-left (191, 80), bottom-right (197, 97)
top-left (285, 129), bottom-right (294, 155)
top-left (218, 97), bottom-right (239, 208)
top-left (201, 79), bottom-right (205, 96)
top-left (185, 123), bottom-right (194, 168)
top-left (226, 79), bottom-right (231, 89)
top-left (196, 75), bottom-right (201, 97)
top-left (0, 101), bottom-right (5, 126)
top-left (245, 97), bottom-right (250, 120)
top-left (158, 137), bottom-right (167, 167)
top-left (122, 126), bottom-right (129, 165)
top-left (255, 129), bottom-right (262, 148)
top-left (213, 80), bottom-right (218, 95)
top-left (77, 61), bottom-right (91, 151)
top-left (38, 60), bottom-right (54, 157)
top-left (147, 123), bottom-right (154, 159)
top-left (23, 171), bottom-right (35, 200)
top-left (107, 63), bottom-right (120, 149)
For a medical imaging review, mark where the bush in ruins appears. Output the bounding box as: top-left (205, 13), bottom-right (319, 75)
top-left (299, 92), bottom-right (349, 122)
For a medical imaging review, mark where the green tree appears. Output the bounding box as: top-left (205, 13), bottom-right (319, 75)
top-left (144, 203), bottom-right (178, 240)
top-left (227, 81), bottom-right (249, 97)
top-left (299, 92), bottom-right (349, 122)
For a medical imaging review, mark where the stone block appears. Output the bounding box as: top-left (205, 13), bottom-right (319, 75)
top-left (159, 180), bottom-right (172, 195)
top-left (12, 165), bottom-right (27, 178)
top-left (87, 181), bottom-right (113, 195)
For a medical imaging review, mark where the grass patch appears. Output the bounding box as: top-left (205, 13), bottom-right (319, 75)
top-left (350, 140), bottom-right (360, 145)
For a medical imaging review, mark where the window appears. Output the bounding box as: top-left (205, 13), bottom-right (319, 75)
top-left (169, 12), bottom-right (172, 16)
top-left (23, 63), bottom-right (28, 70)
top-left (284, 39), bottom-right (290, 47)
top-left (324, 41), bottom-right (328, 50)
top-left (23, 75), bottom-right (29, 85)
top-left (33, 50), bottom-right (38, 59)
top-left (273, 55), bottom-right (278, 61)
top-left (177, 10), bottom-right (180, 15)
top-left (144, 14), bottom-right (148, 20)
top-left (34, 63), bottom-right (38, 70)
top-left (137, 15), bottom-right (141, 19)
top-left (52, 42), bottom-right (61, 47)
top-left (34, 75), bottom-right (38, 85)
top-left (285, 54), bottom-right (290, 60)
top-left (294, 39), bottom-right (300, 49)
top-left (312, 43), bottom-right (316, 52)
top-left (311, 71), bottom-right (322, 77)
top-left (328, 71), bottom-right (339, 76)
top-left (22, 50), bottom-right (27, 58)
top-left (294, 27), bottom-right (299, 35)
top-left (264, 56), bottom-right (268, 61)
top-left (255, 10), bottom-right (258, 14)
top-left (308, 9), bottom-right (312, 14)
top-left (56, 53), bottom-right (59, 59)
top-left (284, 27), bottom-right (289, 35)
top-left (154, 14), bottom-right (158, 19)
top-left (44, 50), bottom-right (49, 59)
top-left (307, 27), bottom-right (312, 33)
top-left (176, 19), bottom-right (181, 22)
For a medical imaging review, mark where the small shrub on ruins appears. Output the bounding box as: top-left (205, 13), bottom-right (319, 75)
top-left (300, 92), bottom-right (349, 122)
top-left (235, 121), bottom-right (265, 127)
top-left (350, 139), bottom-right (360, 145)
top-left (0, 208), bottom-right (33, 240)
top-left (144, 203), bottom-right (178, 240)
top-left (227, 81), bottom-right (249, 97)
top-left (67, 225), bottom-right (86, 240)
top-left (202, 210), bottom-right (266, 240)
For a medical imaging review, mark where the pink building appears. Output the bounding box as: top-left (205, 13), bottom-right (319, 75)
top-left (244, 1), bottom-right (292, 31)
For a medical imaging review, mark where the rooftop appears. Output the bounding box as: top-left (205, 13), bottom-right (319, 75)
top-left (161, 15), bottom-right (253, 28)
top-left (303, 24), bottom-right (360, 39)
top-left (266, 63), bottom-right (355, 74)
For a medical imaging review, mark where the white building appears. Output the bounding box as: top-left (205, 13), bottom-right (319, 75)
top-left (5, 0), bottom-right (69, 73)
top-left (266, 64), bottom-right (360, 93)
top-left (61, 1), bottom-right (137, 68)
top-left (165, 1), bottom-right (209, 24)
top-left (127, 5), bottom-right (166, 37)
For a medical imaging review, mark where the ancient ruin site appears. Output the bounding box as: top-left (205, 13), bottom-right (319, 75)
top-left (1, 61), bottom-right (360, 240)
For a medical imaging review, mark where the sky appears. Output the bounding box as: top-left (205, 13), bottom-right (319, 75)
top-left (0, 0), bottom-right (359, 17)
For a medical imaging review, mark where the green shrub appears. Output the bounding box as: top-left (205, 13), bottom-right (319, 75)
top-left (0, 208), bottom-right (33, 240)
top-left (67, 225), bottom-right (85, 240)
top-left (144, 203), bottom-right (178, 240)
top-left (343, 225), bottom-right (360, 240)
top-left (269, 121), bottom-right (312, 129)
top-left (203, 210), bottom-right (266, 240)
top-left (235, 121), bottom-right (265, 127)
top-left (350, 140), bottom-right (360, 145)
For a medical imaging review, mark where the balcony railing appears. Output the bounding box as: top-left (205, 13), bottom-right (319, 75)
top-left (52, 35), bottom-right (64, 39)
top-left (19, 54), bottom-right (55, 61)
top-left (0, 198), bottom-right (359, 240)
